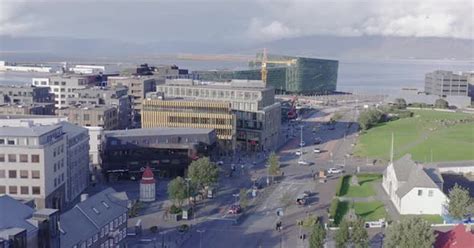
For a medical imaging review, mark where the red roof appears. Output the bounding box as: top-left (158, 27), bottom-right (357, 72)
top-left (435, 224), bottom-right (474, 248)
top-left (141, 166), bottom-right (156, 184)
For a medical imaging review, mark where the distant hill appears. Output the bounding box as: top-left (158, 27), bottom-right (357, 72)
top-left (0, 35), bottom-right (472, 62)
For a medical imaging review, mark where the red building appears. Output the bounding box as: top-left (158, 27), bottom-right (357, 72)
top-left (435, 224), bottom-right (474, 248)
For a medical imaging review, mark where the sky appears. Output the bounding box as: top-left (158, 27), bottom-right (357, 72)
top-left (0, 0), bottom-right (473, 45)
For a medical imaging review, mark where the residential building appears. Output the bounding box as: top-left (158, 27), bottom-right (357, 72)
top-left (34, 74), bottom-right (96, 109)
top-left (0, 195), bottom-right (60, 248)
top-left (0, 103), bottom-right (55, 116)
top-left (193, 53), bottom-right (339, 94)
top-left (102, 128), bottom-right (217, 179)
top-left (0, 122), bottom-right (67, 209)
top-left (59, 188), bottom-right (129, 248)
top-left (425, 70), bottom-right (469, 97)
top-left (61, 122), bottom-right (90, 203)
top-left (57, 105), bottom-right (119, 130)
top-left (0, 86), bottom-right (53, 105)
top-left (142, 97), bottom-right (236, 151)
top-left (382, 154), bottom-right (447, 215)
top-left (435, 224), bottom-right (474, 248)
top-left (156, 79), bottom-right (281, 152)
top-left (107, 76), bottom-right (158, 121)
top-left (66, 86), bottom-right (132, 129)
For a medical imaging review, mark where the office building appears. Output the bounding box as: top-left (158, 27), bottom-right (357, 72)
top-left (107, 76), bottom-right (157, 117)
top-left (0, 122), bottom-right (67, 209)
top-left (34, 74), bottom-right (97, 109)
top-left (193, 53), bottom-right (339, 94)
top-left (86, 126), bottom-right (104, 172)
top-left (57, 105), bottom-right (119, 130)
top-left (142, 97), bottom-right (236, 151)
top-left (156, 79), bottom-right (281, 152)
top-left (102, 128), bottom-right (217, 179)
top-left (67, 86), bottom-right (132, 129)
top-left (0, 85), bottom-right (53, 104)
top-left (59, 188), bottom-right (129, 248)
top-left (0, 103), bottom-right (55, 116)
top-left (425, 70), bottom-right (469, 97)
top-left (0, 195), bottom-right (60, 248)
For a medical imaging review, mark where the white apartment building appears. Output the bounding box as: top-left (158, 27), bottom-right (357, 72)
top-left (0, 121), bottom-right (67, 209)
top-left (32, 74), bottom-right (91, 109)
top-left (86, 126), bottom-right (104, 171)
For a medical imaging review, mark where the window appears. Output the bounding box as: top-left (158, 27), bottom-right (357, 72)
top-left (32, 187), bottom-right (40, 195)
top-left (0, 170), bottom-right (4, 178)
top-left (8, 154), bottom-right (16, 162)
top-left (19, 154), bottom-right (28, 163)
top-left (31, 154), bottom-right (40, 163)
top-left (20, 186), bottom-right (29, 195)
top-left (7, 139), bottom-right (15, 145)
top-left (20, 170), bottom-right (28, 179)
top-left (428, 190), bottom-right (434, 197)
top-left (84, 114), bottom-right (90, 121)
top-left (9, 186), bottom-right (17, 194)
top-left (8, 170), bottom-right (17, 178)
top-left (32, 170), bottom-right (40, 179)
top-left (418, 189), bottom-right (423, 196)
top-left (0, 154), bottom-right (4, 162)
top-left (0, 139), bottom-right (4, 144)
top-left (0, 186), bottom-right (5, 194)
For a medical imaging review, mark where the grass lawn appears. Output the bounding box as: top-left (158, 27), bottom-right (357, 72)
top-left (354, 110), bottom-right (474, 162)
top-left (340, 174), bottom-right (382, 198)
top-left (354, 201), bottom-right (387, 221)
top-left (401, 215), bottom-right (444, 225)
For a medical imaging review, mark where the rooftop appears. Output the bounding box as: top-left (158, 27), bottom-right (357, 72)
top-left (435, 224), bottom-right (474, 248)
top-left (0, 195), bottom-right (37, 235)
top-left (0, 122), bottom-right (61, 137)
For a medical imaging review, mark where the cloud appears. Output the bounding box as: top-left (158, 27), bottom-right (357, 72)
top-left (247, 0), bottom-right (474, 41)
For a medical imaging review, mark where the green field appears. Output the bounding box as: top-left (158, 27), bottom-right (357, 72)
top-left (401, 215), bottom-right (444, 225)
top-left (340, 174), bottom-right (382, 198)
top-left (354, 201), bottom-right (387, 221)
top-left (354, 110), bottom-right (474, 162)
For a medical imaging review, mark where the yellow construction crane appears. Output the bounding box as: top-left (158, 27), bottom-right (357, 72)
top-left (260, 48), bottom-right (297, 85)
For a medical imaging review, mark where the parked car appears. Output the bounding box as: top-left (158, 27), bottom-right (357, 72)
top-left (314, 138), bottom-right (322, 144)
top-left (313, 148), bottom-right (321, 153)
top-left (227, 205), bottom-right (242, 214)
top-left (365, 219), bottom-right (386, 228)
top-left (296, 193), bottom-right (309, 205)
top-left (327, 168), bottom-right (343, 174)
top-left (295, 150), bottom-right (303, 156)
top-left (298, 160), bottom-right (309, 165)
top-left (300, 141), bottom-right (306, 147)
top-left (217, 161), bottom-right (224, 166)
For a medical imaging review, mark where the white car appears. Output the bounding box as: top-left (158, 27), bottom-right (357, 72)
top-left (295, 150), bottom-right (303, 156)
top-left (327, 168), bottom-right (343, 174)
top-left (300, 141), bottom-right (306, 147)
top-left (298, 160), bottom-right (309, 165)
top-left (313, 148), bottom-right (321, 153)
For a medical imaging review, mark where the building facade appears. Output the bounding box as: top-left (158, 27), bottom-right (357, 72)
top-left (142, 98), bottom-right (236, 151)
top-left (0, 86), bottom-right (53, 104)
top-left (0, 103), bottom-right (55, 116)
top-left (107, 76), bottom-right (157, 117)
top-left (60, 188), bottom-right (129, 248)
top-left (86, 126), bottom-right (104, 172)
top-left (425, 70), bottom-right (469, 97)
top-left (57, 105), bottom-right (119, 130)
top-left (156, 79), bottom-right (281, 152)
top-left (0, 122), bottom-right (67, 209)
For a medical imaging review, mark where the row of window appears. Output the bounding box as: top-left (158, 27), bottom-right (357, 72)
top-left (0, 170), bottom-right (40, 179)
top-left (54, 173), bottom-right (65, 187)
top-left (417, 189), bottom-right (434, 197)
top-left (0, 154), bottom-right (40, 163)
top-left (0, 185), bottom-right (41, 195)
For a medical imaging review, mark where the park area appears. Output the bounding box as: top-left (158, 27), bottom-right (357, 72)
top-left (354, 109), bottom-right (474, 162)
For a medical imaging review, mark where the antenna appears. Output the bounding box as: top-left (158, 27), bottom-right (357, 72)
top-left (390, 132), bottom-right (394, 164)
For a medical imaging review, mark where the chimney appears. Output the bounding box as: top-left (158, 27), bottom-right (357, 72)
top-left (80, 193), bottom-right (89, 202)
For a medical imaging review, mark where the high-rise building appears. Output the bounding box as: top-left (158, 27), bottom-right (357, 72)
top-left (142, 97), bottom-right (236, 151)
top-left (425, 70), bottom-right (469, 97)
top-left (155, 79), bottom-right (281, 152)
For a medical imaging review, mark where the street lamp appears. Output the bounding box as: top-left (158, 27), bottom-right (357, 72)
top-left (197, 229), bottom-right (205, 248)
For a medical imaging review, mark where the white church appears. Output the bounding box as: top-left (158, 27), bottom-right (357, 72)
top-left (382, 154), bottom-right (447, 215)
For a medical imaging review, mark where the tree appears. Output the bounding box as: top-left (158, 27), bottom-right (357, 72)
top-left (309, 222), bottom-right (326, 248)
top-left (358, 109), bottom-right (383, 130)
top-left (188, 157), bottom-right (219, 191)
top-left (384, 217), bottom-right (435, 248)
top-left (351, 218), bottom-right (369, 248)
top-left (434, 99), bottom-right (449, 109)
top-left (335, 219), bottom-right (350, 248)
top-left (239, 188), bottom-right (249, 208)
top-left (267, 152), bottom-right (280, 182)
top-left (167, 176), bottom-right (188, 207)
top-left (302, 214), bottom-right (318, 230)
top-left (448, 183), bottom-right (472, 219)
top-left (394, 98), bottom-right (407, 109)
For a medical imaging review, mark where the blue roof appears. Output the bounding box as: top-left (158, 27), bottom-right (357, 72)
top-left (0, 195), bottom-right (37, 235)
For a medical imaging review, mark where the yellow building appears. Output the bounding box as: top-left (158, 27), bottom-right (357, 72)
top-left (142, 99), bottom-right (236, 151)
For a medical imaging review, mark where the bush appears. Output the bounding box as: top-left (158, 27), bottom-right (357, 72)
top-left (329, 198), bottom-right (339, 219)
top-left (335, 175), bottom-right (350, 196)
top-left (170, 205), bottom-right (182, 214)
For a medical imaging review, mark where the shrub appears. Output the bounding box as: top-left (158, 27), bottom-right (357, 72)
top-left (329, 198), bottom-right (339, 219)
top-left (170, 205), bottom-right (182, 214)
top-left (335, 175), bottom-right (350, 196)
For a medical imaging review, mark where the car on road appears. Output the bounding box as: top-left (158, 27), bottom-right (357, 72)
top-left (313, 148), bottom-right (321, 153)
top-left (300, 141), bottom-right (306, 147)
top-left (295, 150), bottom-right (303, 156)
top-left (314, 138), bottom-right (322, 144)
top-left (327, 168), bottom-right (343, 174)
top-left (298, 160), bottom-right (309, 165)
top-left (216, 161), bottom-right (224, 166)
top-left (227, 205), bottom-right (242, 214)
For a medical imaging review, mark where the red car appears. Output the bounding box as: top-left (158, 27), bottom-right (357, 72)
top-left (227, 205), bottom-right (242, 214)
